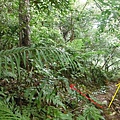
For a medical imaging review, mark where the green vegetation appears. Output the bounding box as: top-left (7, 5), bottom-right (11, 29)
top-left (0, 0), bottom-right (120, 119)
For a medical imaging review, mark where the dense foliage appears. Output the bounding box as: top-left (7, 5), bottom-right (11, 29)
top-left (0, 0), bottom-right (120, 119)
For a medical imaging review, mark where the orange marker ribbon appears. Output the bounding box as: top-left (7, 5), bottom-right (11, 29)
top-left (70, 84), bottom-right (103, 109)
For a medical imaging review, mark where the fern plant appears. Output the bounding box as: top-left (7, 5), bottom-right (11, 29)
top-left (0, 100), bottom-right (29, 120)
top-left (83, 105), bottom-right (105, 120)
top-left (0, 46), bottom-right (79, 78)
top-left (76, 105), bottom-right (105, 120)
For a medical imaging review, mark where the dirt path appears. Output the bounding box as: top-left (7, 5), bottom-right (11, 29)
top-left (93, 82), bottom-right (120, 120)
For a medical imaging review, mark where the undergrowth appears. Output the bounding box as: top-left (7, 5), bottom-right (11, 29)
top-left (0, 40), bottom-right (119, 120)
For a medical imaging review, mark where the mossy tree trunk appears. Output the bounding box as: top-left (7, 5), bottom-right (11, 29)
top-left (19, 0), bottom-right (30, 47)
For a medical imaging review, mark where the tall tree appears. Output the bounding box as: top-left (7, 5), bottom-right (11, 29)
top-left (19, 0), bottom-right (73, 46)
top-left (19, 0), bottom-right (30, 46)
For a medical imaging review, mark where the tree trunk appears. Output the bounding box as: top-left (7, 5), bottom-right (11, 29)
top-left (19, 0), bottom-right (30, 46)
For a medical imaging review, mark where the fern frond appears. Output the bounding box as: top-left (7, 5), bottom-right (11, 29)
top-left (0, 46), bottom-right (78, 78)
top-left (0, 101), bottom-right (29, 120)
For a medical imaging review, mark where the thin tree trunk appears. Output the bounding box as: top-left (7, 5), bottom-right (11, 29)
top-left (19, 0), bottom-right (30, 46)
top-left (18, 1), bottom-right (31, 112)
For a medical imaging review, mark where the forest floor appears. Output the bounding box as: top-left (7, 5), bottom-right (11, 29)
top-left (92, 81), bottom-right (120, 120)
top-left (0, 78), bottom-right (120, 120)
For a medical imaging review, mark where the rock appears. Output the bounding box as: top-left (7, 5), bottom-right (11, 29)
top-left (102, 100), bottom-right (108, 106)
top-left (110, 111), bottom-right (116, 116)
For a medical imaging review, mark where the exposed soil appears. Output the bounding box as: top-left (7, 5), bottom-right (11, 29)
top-left (93, 81), bottom-right (120, 120)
